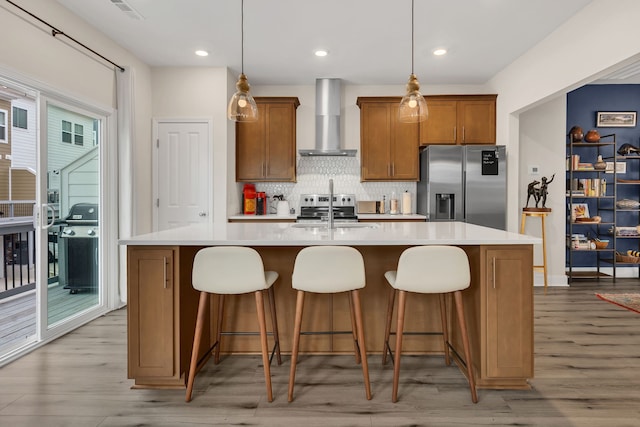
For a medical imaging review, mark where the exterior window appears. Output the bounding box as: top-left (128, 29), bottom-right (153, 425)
top-left (12, 106), bottom-right (27, 129)
top-left (0, 109), bottom-right (6, 142)
top-left (74, 123), bottom-right (84, 146)
top-left (62, 120), bottom-right (72, 143)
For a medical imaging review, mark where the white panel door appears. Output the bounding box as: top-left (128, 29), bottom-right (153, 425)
top-left (155, 121), bottom-right (211, 231)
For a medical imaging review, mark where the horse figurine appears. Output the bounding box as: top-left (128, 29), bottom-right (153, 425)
top-left (617, 143), bottom-right (640, 156)
top-left (526, 180), bottom-right (540, 208)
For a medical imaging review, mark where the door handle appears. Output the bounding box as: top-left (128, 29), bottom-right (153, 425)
top-left (198, 211), bottom-right (207, 217)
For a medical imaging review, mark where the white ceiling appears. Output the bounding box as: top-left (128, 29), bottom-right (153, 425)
top-left (54, 0), bottom-right (595, 86)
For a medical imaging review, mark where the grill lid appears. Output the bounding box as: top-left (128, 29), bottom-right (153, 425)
top-left (64, 203), bottom-right (98, 224)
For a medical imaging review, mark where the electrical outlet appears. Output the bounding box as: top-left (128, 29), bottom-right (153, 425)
top-left (529, 165), bottom-right (540, 175)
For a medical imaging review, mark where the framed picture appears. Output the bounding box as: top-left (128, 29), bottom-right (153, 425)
top-left (570, 203), bottom-right (590, 220)
top-left (596, 111), bottom-right (637, 127)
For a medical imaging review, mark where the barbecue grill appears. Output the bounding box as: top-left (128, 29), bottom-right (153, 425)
top-left (58, 203), bottom-right (99, 294)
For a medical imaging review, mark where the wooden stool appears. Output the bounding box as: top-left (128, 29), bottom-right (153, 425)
top-left (382, 245), bottom-right (477, 403)
top-left (288, 246), bottom-right (372, 402)
top-left (185, 247), bottom-right (282, 403)
top-left (520, 208), bottom-right (550, 294)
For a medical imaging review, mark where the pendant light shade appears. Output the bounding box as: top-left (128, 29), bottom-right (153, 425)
top-left (228, 73), bottom-right (258, 122)
top-left (398, 0), bottom-right (428, 123)
top-left (228, 0), bottom-right (258, 122)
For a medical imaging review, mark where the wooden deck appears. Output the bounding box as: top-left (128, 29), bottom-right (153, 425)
top-left (0, 283), bottom-right (98, 353)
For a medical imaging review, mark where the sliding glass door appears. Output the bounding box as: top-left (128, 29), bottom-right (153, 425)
top-left (40, 100), bottom-right (101, 329)
top-left (0, 76), bottom-right (116, 365)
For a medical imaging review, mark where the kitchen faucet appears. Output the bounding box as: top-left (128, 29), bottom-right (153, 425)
top-left (328, 178), bottom-right (334, 230)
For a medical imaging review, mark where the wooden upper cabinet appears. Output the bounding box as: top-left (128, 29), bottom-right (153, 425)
top-left (236, 97), bottom-right (300, 182)
top-left (419, 95), bottom-right (496, 146)
top-left (357, 97), bottom-right (419, 181)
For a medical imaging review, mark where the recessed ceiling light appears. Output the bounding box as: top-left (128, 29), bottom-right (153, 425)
top-left (433, 48), bottom-right (447, 56)
top-left (314, 49), bottom-right (329, 57)
top-left (195, 50), bottom-right (209, 57)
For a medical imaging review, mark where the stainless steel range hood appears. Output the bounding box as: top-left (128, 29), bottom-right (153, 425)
top-left (299, 78), bottom-right (357, 157)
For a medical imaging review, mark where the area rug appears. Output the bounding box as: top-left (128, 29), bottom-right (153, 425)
top-left (595, 293), bottom-right (640, 314)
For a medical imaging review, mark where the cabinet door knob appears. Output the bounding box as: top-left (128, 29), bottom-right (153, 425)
top-left (198, 211), bottom-right (207, 217)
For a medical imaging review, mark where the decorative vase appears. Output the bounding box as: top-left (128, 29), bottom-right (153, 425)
top-left (585, 129), bottom-right (600, 142)
top-left (594, 154), bottom-right (607, 170)
top-left (569, 125), bottom-right (583, 142)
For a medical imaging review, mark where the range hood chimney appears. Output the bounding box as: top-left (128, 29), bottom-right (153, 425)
top-left (299, 78), bottom-right (356, 157)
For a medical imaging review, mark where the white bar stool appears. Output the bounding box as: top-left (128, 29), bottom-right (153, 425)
top-left (185, 246), bottom-right (281, 402)
top-left (382, 245), bottom-right (477, 403)
top-left (288, 246), bottom-right (372, 402)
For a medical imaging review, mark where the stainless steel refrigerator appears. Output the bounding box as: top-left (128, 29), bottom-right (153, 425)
top-left (417, 145), bottom-right (507, 230)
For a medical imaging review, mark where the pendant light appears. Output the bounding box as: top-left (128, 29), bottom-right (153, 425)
top-left (398, 0), bottom-right (428, 123)
top-left (228, 0), bottom-right (258, 122)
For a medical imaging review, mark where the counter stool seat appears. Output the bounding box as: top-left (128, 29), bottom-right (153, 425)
top-left (383, 245), bottom-right (477, 403)
top-left (185, 246), bottom-right (281, 402)
top-left (288, 246), bottom-right (372, 402)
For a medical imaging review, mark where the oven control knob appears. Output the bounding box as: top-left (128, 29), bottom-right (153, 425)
top-left (63, 229), bottom-right (75, 236)
top-left (87, 229), bottom-right (96, 236)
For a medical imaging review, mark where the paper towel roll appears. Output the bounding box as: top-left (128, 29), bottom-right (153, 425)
top-left (402, 191), bottom-right (411, 215)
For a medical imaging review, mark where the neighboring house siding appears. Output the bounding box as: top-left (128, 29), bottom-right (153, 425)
top-left (0, 98), bottom-right (10, 200)
top-left (60, 146), bottom-right (99, 217)
top-left (10, 168), bottom-right (35, 200)
top-left (48, 105), bottom-right (97, 196)
top-left (10, 98), bottom-right (36, 171)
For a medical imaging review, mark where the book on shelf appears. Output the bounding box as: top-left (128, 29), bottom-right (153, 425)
top-left (567, 234), bottom-right (591, 250)
top-left (567, 178), bottom-right (606, 196)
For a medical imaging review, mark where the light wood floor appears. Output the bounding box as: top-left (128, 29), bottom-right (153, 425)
top-left (0, 283), bottom-right (639, 426)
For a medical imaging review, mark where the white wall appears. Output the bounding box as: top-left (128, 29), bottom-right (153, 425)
top-left (150, 67), bottom-right (232, 225)
top-left (519, 96), bottom-right (567, 286)
top-left (0, 0), bottom-right (152, 234)
top-left (488, 0), bottom-right (640, 235)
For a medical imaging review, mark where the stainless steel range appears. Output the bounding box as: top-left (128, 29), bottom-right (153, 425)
top-left (297, 194), bottom-right (358, 223)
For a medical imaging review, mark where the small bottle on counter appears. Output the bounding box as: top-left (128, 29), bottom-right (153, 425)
top-left (380, 195), bottom-right (386, 214)
top-left (256, 192), bottom-right (265, 215)
top-left (402, 191), bottom-right (412, 215)
top-left (390, 191), bottom-right (398, 215)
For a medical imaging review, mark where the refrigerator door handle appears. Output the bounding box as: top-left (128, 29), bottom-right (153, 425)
top-left (462, 169), bottom-right (467, 221)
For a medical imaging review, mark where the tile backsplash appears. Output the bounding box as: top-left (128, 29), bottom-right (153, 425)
top-left (255, 157), bottom-right (417, 214)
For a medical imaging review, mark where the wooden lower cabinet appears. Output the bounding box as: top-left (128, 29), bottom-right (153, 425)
top-left (126, 244), bottom-right (533, 389)
top-left (454, 245), bottom-right (534, 389)
top-left (127, 246), bottom-right (203, 388)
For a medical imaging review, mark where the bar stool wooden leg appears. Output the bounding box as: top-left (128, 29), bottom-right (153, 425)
top-left (439, 293), bottom-right (451, 366)
top-left (267, 286), bottom-right (282, 365)
top-left (352, 289), bottom-right (372, 400)
top-left (186, 291), bottom-right (208, 402)
top-left (392, 290), bottom-right (407, 403)
top-left (255, 290), bottom-right (273, 402)
top-left (453, 290), bottom-right (477, 403)
top-left (348, 292), bottom-right (362, 364)
top-left (382, 287), bottom-right (396, 365)
top-left (214, 295), bottom-right (225, 364)
top-left (288, 290), bottom-right (305, 402)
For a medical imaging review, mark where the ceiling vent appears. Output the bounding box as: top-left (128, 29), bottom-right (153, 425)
top-left (110, 0), bottom-right (144, 20)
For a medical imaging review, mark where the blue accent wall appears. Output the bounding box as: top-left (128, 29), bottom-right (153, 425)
top-left (567, 84), bottom-right (640, 269)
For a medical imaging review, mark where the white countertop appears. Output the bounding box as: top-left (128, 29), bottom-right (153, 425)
top-left (120, 221), bottom-right (540, 246)
top-left (357, 213), bottom-right (426, 221)
top-left (227, 213), bottom-right (427, 221)
top-left (228, 214), bottom-right (297, 220)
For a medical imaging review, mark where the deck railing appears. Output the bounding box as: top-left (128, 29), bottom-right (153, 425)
top-left (0, 201), bottom-right (42, 298)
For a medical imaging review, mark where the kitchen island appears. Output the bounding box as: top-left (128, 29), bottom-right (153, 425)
top-left (121, 221), bottom-right (539, 390)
